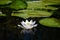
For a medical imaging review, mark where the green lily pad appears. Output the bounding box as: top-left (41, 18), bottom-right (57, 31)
top-left (39, 18), bottom-right (60, 27)
top-left (27, 1), bottom-right (58, 10)
top-left (9, 0), bottom-right (27, 10)
top-left (12, 10), bottom-right (52, 19)
top-left (0, 0), bottom-right (12, 5)
top-left (42, 0), bottom-right (60, 4)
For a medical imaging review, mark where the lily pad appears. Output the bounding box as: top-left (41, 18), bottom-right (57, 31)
top-left (42, 0), bottom-right (60, 4)
top-left (12, 10), bottom-right (52, 19)
top-left (9, 0), bottom-right (27, 10)
top-left (0, 0), bottom-right (12, 5)
top-left (39, 18), bottom-right (60, 27)
top-left (27, 1), bottom-right (58, 10)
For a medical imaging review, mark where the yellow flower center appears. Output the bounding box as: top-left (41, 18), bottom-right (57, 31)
top-left (27, 22), bottom-right (30, 25)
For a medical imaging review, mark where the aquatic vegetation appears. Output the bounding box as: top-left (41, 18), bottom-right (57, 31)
top-left (0, 0), bottom-right (60, 40)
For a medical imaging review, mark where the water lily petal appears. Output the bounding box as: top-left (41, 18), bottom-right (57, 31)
top-left (24, 26), bottom-right (33, 29)
top-left (18, 24), bottom-right (24, 28)
top-left (26, 20), bottom-right (29, 23)
top-left (22, 24), bottom-right (26, 27)
top-left (21, 21), bottom-right (26, 28)
top-left (32, 21), bottom-right (36, 25)
top-left (21, 21), bottom-right (25, 24)
top-left (33, 24), bottom-right (38, 27)
top-left (30, 20), bottom-right (33, 23)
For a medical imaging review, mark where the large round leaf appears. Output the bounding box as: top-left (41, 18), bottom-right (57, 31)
top-left (12, 10), bottom-right (52, 19)
top-left (0, 0), bottom-right (12, 5)
top-left (42, 0), bottom-right (60, 4)
top-left (9, 0), bottom-right (27, 10)
top-left (27, 1), bottom-right (58, 10)
top-left (39, 18), bottom-right (60, 27)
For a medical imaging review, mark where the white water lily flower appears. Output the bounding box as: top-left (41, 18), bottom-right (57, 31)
top-left (18, 20), bottom-right (37, 29)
